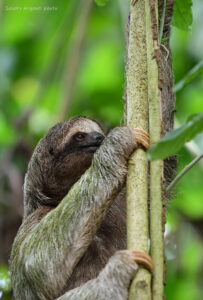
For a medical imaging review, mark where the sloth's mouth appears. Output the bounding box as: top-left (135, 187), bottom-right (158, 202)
top-left (79, 133), bottom-right (104, 153)
top-left (81, 144), bottom-right (100, 153)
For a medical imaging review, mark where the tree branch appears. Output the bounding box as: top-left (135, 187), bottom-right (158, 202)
top-left (145, 0), bottom-right (165, 299)
top-left (166, 154), bottom-right (203, 193)
top-left (126, 1), bottom-right (151, 299)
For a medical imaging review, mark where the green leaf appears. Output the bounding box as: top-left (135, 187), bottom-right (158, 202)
top-left (174, 61), bottom-right (203, 92)
top-left (147, 113), bottom-right (203, 160)
top-left (94, 0), bottom-right (109, 7)
top-left (173, 0), bottom-right (193, 31)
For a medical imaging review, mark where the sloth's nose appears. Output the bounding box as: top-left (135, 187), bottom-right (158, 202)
top-left (92, 132), bottom-right (104, 143)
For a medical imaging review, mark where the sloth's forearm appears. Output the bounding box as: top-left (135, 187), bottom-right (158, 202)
top-left (57, 250), bottom-right (141, 300)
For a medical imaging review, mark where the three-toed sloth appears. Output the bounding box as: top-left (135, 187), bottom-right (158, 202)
top-left (10, 116), bottom-right (153, 300)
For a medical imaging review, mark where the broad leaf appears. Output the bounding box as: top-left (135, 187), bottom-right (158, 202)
top-left (147, 113), bottom-right (203, 160)
top-left (174, 61), bottom-right (203, 92)
top-left (173, 0), bottom-right (193, 31)
top-left (95, 0), bottom-right (109, 7)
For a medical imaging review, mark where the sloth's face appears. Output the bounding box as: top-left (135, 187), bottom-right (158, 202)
top-left (35, 117), bottom-right (105, 201)
top-left (62, 130), bottom-right (104, 154)
top-left (45, 117), bottom-right (104, 157)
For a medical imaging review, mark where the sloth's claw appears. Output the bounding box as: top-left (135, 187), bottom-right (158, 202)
top-left (134, 128), bottom-right (150, 150)
top-left (131, 250), bottom-right (153, 272)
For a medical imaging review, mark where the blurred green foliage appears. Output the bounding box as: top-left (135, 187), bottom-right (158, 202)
top-left (0, 266), bottom-right (10, 291)
top-left (0, 265), bottom-right (11, 299)
top-left (95, 0), bottom-right (109, 7)
top-left (0, 0), bottom-right (203, 299)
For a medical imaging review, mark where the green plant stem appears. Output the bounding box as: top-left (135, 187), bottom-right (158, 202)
top-left (173, 60), bottom-right (203, 93)
top-left (166, 154), bottom-right (203, 193)
top-left (159, 0), bottom-right (166, 43)
top-left (145, 1), bottom-right (164, 299)
top-left (126, 1), bottom-right (151, 299)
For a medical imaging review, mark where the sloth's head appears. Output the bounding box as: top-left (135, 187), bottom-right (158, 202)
top-left (24, 116), bottom-right (104, 216)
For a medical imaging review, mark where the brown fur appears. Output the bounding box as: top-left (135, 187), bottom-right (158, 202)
top-left (26, 116), bottom-right (127, 291)
top-left (65, 188), bottom-right (126, 291)
top-left (11, 117), bottom-right (141, 300)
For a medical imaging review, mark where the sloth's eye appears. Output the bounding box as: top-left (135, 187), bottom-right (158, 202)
top-left (49, 147), bottom-right (54, 155)
top-left (75, 133), bottom-right (86, 141)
